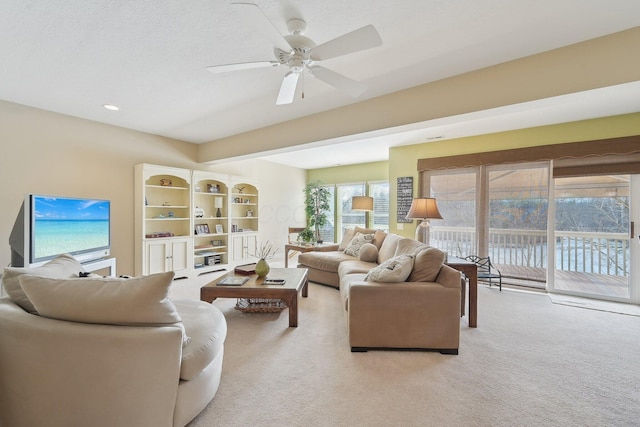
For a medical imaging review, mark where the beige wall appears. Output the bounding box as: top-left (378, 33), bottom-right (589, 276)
top-left (0, 100), bottom-right (306, 275)
top-left (307, 161), bottom-right (388, 184)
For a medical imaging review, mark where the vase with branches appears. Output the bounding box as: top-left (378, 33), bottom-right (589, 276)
top-left (304, 181), bottom-right (331, 244)
top-left (252, 241), bottom-right (277, 278)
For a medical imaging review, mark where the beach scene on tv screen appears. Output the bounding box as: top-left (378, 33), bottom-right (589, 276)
top-left (34, 197), bottom-right (110, 259)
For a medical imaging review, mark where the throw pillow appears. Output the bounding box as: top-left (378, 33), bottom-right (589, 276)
top-left (373, 229), bottom-right (388, 250)
top-left (338, 228), bottom-right (356, 251)
top-left (19, 271), bottom-right (181, 326)
top-left (358, 243), bottom-right (379, 263)
top-left (343, 232), bottom-right (374, 257)
top-left (355, 227), bottom-right (388, 249)
top-left (407, 247), bottom-right (446, 282)
top-left (2, 253), bottom-right (85, 314)
top-left (365, 254), bottom-right (415, 282)
top-left (394, 238), bottom-right (428, 257)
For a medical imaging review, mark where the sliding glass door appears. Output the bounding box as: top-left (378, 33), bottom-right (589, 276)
top-left (549, 174), bottom-right (638, 302)
top-left (487, 164), bottom-right (549, 288)
top-left (430, 169), bottom-right (477, 259)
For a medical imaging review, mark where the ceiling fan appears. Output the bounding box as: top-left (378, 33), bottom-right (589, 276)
top-left (206, 2), bottom-right (383, 105)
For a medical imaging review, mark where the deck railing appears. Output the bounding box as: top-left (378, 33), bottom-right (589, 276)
top-left (432, 226), bottom-right (629, 277)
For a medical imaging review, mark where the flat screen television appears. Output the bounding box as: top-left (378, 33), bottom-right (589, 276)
top-left (10, 194), bottom-right (111, 267)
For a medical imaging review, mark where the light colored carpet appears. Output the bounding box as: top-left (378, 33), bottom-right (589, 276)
top-left (176, 272), bottom-right (640, 427)
top-left (548, 293), bottom-right (640, 317)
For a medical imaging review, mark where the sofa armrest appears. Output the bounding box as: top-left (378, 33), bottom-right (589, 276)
top-left (0, 298), bottom-right (183, 427)
top-left (435, 264), bottom-right (462, 289)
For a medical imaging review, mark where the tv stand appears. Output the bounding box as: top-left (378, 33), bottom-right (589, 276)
top-left (82, 257), bottom-right (117, 276)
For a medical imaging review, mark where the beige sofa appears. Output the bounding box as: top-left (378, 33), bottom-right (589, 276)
top-left (298, 228), bottom-right (461, 354)
top-left (0, 254), bottom-right (226, 427)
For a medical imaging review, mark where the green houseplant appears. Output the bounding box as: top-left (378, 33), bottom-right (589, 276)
top-left (297, 228), bottom-right (316, 244)
top-left (304, 181), bottom-right (331, 243)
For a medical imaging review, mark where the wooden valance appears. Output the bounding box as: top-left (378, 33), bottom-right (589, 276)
top-left (417, 135), bottom-right (640, 177)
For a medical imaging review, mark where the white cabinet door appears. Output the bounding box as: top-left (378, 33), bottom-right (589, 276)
top-left (145, 238), bottom-right (192, 276)
top-left (146, 239), bottom-right (170, 274)
top-left (170, 238), bottom-right (190, 275)
top-left (245, 233), bottom-right (257, 258)
top-left (231, 233), bottom-right (258, 263)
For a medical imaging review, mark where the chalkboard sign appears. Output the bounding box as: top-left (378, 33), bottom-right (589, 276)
top-left (397, 176), bottom-right (414, 223)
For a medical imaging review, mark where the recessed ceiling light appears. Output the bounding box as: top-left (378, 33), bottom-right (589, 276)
top-left (103, 104), bottom-right (119, 111)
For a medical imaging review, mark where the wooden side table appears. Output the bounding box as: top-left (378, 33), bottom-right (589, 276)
top-left (284, 243), bottom-right (338, 267)
top-left (445, 257), bottom-right (477, 328)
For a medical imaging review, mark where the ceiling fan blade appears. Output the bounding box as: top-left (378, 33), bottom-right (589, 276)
top-left (276, 71), bottom-right (300, 105)
top-left (308, 66), bottom-right (366, 98)
top-left (310, 24), bottom-right (382, 61)
top-left (206, 61), bottom-right (280, 74)
top-left (233, 2), bottom-right (292, 53)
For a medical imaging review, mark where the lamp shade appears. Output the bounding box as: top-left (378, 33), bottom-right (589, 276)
top-left (406, 198), bottom-right (443, 220)
top-left (214, 197), bottom-right (223, 209)
top-left (351, 196), bottom-right (374, 211)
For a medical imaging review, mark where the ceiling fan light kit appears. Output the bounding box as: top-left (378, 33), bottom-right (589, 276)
top-left (206, 2), bottom-right (382, 105)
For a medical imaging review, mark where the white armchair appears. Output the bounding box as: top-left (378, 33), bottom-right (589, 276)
top-left (0, 255), bottom-right (226, 427)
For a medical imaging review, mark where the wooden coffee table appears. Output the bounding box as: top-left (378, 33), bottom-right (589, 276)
top-left (200, 268), bottom-right (309, 327)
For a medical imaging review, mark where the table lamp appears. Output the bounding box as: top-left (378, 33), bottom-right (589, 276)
top-left (214, 197), bottom-right (223, 217)
top-left (406, 198), bottom-right (442, 245)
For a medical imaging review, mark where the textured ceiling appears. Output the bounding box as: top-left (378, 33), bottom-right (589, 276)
top-left (1, 1), bottom-right (640, 168)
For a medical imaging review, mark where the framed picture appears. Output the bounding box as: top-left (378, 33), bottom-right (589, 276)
top-left (195, 224), bottom-right (210, 235)
top-left (215, 224), bottom-right (223, 234)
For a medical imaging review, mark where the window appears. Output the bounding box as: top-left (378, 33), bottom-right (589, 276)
top-left (323, 181), bottom-right (389, 243)
top-left (318, 185), bottom-right (335, 243)
top-left (369, 181), bottom-right (389, 231)
top-left (336, 183), bottom-right (365, 242)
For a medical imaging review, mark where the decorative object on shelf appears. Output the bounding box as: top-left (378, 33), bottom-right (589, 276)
top-left (405, 198), bottom-right (443, 245)
top-left (253, 241), bottom-right (277, 278)
top-left (145, 231), bottom-right (174, 238)
top-left (195, 186), bottom-right (201, 192)
top-left (214, 197), bottom-right (223, 217)
top-left (246, 209), bottom-right (253, 217)
top-left (160, 178), bottom-right (172, 186)
top-left (215, 224), bottom-right (224, 233)
top-left (235, 186), bottom-right (245, 194)
top-left (168, 211), bottom-right (175, 218)
top-left (351, 196), bottom-right (374, 211)
top-left (207, 184), bottom-right (220, 193)
top-left (195, 224), bottom-right (211, 235)
top-left (194, 207), bottom-right (205, 218)
top-left (304, 181), bottom-right (331, 244)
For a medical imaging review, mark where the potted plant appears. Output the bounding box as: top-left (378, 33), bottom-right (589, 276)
top-left (297, 228), bottom-right (316, 244)
top-left (304, 181), bottom-right (331, 243)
